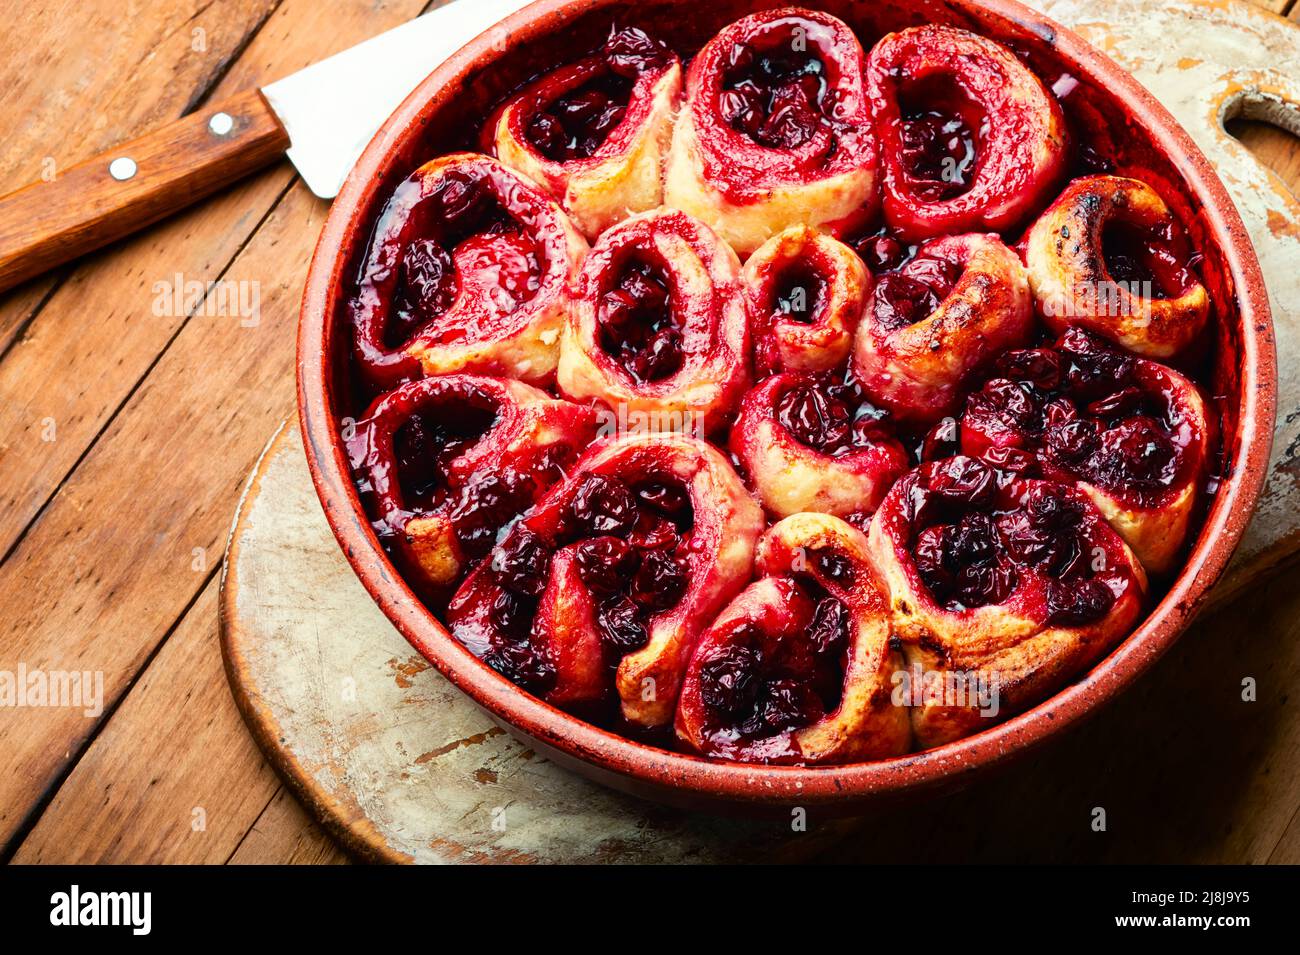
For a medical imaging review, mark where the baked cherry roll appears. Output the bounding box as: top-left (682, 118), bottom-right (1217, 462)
top-left (349, 153), bottom-right (588, 392)
top-left (446, 433), bottom-right (763, 727)
top-left (347, 375), bottom-right (599, 601)
top-left (1025, 175), bottom-right (1210, 359)
top-left (676, 513), bottom-right (911, 764)
top-left (867, 25), bottom-right (1067, 241)
top-left (867, 456), bottom-right (1147, 747)
top-left (490, 27), bottom-right (682, 239)
top-left (960, 328), bottom-right (1210, 574)
top-left (730, 372), bottom-right (909, 519)
top-left (851, 233), bottom-right (1034, 424)
top-left (744, 226), bottom-right (869, 377)
top-left (662, 8), bottom-right (877, 255)
top-left (557, 208), bottom-right (750, 434)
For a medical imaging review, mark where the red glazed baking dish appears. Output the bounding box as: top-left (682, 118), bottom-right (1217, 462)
top-left (297, 0), bottom-right (1276, 812)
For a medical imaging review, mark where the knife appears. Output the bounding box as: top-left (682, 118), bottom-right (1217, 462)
top-left (0, 0), bottom-right (534, 294)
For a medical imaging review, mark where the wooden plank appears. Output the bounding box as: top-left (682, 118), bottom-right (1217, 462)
top-left (0, 0), bottom-right (432, 851)
top-left (0, 0), bottom-right (281, 359)
top-left (0, 0), bottom-right (434, 563)
top-left (0, 184), bottom-right (310, 852)
top-left (226, 789), bottom-right (351, 865)
top-left (9, 581), bottom-right (283, 864)
top-left (0, 0), bottom-right (279, 192)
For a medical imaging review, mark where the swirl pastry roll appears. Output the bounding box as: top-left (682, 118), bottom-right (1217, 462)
top-left (1024, 175), bottom-right (1210, 359)
top-left (852, 233), bottom-right (1034, 424)
top-left (867, 25), bottom-right (1068, 240)
top-left (350, 153), bottom-right (587, 392)
top-left (663, 8), bottom-right (878, 255)
top-left (558, 208), bottom-right (750, 435)
top-left (347, 375), bottom-right (599, 601)
top-left (677, 513), bottom-right (912, 763)
top-left (491, 27), bottom-right (683, 239)
top-left (868, 456), bottom-right (1146, 747)
top-left (446, 433), bottom-right (764, 727)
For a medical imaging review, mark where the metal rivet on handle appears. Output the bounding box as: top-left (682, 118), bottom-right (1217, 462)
top-left (108, 157), bottom-right (137, 181)
top-left (208, 112), bottom-right (234, 136)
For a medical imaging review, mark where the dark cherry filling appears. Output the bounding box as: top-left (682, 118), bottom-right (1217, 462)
top-left (484, 472), bottom-right (696, 683)
top-left (771, 264), bottom-right (827, 325)
top-left (775, 374), bottom-right (893, 456)
top-left (870, 250), bottom-right (962, 331)
top-left (524, 27), bottom-right (672, 161)
top-left (527, 75), bottom-right (633, 162)
top-left (350, 387), bottom-right (572, 563)
top-left (896, 76), bottom-right (984, 201)
top-left (906, 459), bottom-right (1114, 622)
top-left (719, 28), bottom-right (833, 149)
top-left (598, 256), bottom-right (683, 382)
top-left (964, 329), bottom-right (1187, 502)
top-left (388, 169), bottom-right (542, 346)
top-left (850, 228), bottom-right (913, 272)
top-left (390, 401), bottom-right (499, 511)
top-left (1101, 218), bottom-right (1200, 300)
top-left (698, 586), bottom-right (848, 740)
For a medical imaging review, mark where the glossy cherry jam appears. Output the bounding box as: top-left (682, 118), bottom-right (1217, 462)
top-left (388, 170), bottom-right (543, 347)
top-left (698, 588), bottom-right (847, 739)
top-left (1102, 218), bottom-right (1201, 301)
top-left (869, 247), bottom-right (963, 331)
top-left (485, 472), bottom-right (695, 678)
top-left (598, 257), bottom-right (683, 382)
top-left (962, 329), bottom-right (1193, 504)
top-left (905, 459), bottom-right (1115, 622)
top-left (719, 30), bottom-right (832, 149)
top-left (775, 374), bottom-right (893, 456)
top-left (896, 76), bottom-right (984, 200)
top-left (772, 264), bottom-right (827, 325)
top-left (525, 27), bottom-right (672, 161)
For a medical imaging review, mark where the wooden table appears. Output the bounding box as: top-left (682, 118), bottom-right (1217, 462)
top-left (1, 0), bottom-right (1298, 865)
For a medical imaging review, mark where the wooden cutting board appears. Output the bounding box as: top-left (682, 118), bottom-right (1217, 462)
top-left (220, 0), bottom-right (1300, 863)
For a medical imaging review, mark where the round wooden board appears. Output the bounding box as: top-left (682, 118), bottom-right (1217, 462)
top-left (221, 0), bottom-right (1300, 863)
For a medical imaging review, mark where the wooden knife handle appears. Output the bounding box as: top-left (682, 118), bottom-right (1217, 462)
top-left (0, 88), bottom-right (290, 293)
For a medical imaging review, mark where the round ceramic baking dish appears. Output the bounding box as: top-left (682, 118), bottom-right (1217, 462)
top-left (298, 0), bottom-right (1276, 812)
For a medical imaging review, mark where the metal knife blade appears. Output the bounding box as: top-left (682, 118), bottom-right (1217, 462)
top-left (262, 0), bottom-right (534, 200)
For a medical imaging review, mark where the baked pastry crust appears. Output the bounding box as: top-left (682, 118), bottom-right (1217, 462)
top-left (350, 152), bottom-right (588, 392)
top-left (491, 34), bottom-right (683, 239)
top-left (447, 433), bottom-right (764, 727)
top-left (663, 8), bottom-right (877, 255)
top-left (558, 208), bottom-right (751, 434)
top-left (868, 458), bottom-right (1147, 747)
top-left (1025, 175), bottom-right (1211, 359)
top-left (867, 24), bottom-right (1068, 241)
top-left (731, 373), bottom-right (909, 519)
top-left (852, 233), bottom-right (1034, 424)
top-left (677, 513), bottom-right (912, 763)
top-left (745, 226), bottom-right (869, 377)
top-left (348, 374), bottom-right (599, 600)
top-left (960, 329), bottom-right (1211, 573)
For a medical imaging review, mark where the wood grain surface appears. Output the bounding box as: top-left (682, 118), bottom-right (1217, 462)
top-left (0, 0), bottom-right (1297, 865)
